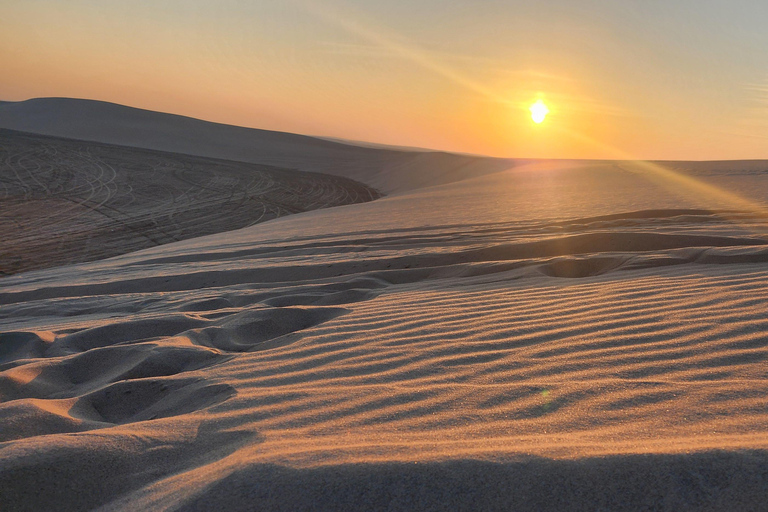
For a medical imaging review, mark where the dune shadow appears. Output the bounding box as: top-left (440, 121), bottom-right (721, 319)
top-left (0, 418), bottom-right (260, 512)
top-left (539, 256), bottom-right (625, 278)
top-left (186, 306), bottom-right (350, 352)
top-left (178, 450), bottom-right (768, 512)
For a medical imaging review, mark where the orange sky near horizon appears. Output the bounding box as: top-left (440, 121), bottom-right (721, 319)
top-left (1, 0), bottom-right (767, 160)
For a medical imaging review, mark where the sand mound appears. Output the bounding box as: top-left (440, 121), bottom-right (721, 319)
top-left (0, 330), bottom-right (55, 363)
top-left (78, 377), bottom-right (234, 425)
top-left (0, 335), bottom-right (233, 433)
top-left (187, 306), bottom-right (350, 352)
top-left (0, 129), bottom-right (380, 275)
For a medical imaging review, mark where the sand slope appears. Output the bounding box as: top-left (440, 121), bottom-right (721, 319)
top-left (3, 159), bottom-right (768, 510)
top-left (0, 129), bottom-right (379, 275)
top-left (0, 98), bottom-right (515, 194)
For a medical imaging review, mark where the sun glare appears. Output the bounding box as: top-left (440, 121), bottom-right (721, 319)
top-left (530, 100), bottom-right (549, 124)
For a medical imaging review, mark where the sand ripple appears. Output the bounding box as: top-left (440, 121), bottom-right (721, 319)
top-left (3, 207), bottom-right (768, 510)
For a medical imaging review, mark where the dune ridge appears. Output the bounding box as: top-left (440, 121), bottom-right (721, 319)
top-left (0, 129), bottom-right (380, 275)
top-left (0, 98), bottom-right (516, 194)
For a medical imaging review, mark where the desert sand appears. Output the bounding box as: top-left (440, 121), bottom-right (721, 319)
top-left (0, 98), bottom-right (516, 194)
top-left (3, 100), bottom-right (768, 510)
top-left (0, 129), bottom-right (380, 275)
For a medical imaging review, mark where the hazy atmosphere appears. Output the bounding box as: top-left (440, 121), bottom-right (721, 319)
top-left (3, 0), bottom-right (768, 159)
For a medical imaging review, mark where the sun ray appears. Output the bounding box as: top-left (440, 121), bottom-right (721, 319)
top-left (297, 0), bottom-right (768, 234)
top-left (556, 125), bottom-right (768, 232)
top-left (293, 0), bottom-right (504, 102)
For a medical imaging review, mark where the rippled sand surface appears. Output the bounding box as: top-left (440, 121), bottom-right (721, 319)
top-left (4, 156), bottom-right (768, 510)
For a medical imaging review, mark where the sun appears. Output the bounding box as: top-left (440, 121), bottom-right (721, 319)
top-left (529, 100), bottom-right (549, 124)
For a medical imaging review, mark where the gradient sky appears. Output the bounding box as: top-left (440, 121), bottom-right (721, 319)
top-left (2, 0), bottom-right (767, 160)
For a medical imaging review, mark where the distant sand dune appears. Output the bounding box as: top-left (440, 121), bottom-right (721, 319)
top-left (0, 98), bottom-right (516, 194)
top-left (0, 129), bottom-right (380, 275)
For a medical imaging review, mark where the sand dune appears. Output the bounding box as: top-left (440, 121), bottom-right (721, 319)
top-left (0, 129), bottom-right (379, 275)
top-left (4, 155), bottom-right (768, 509)
top-left (0, 98), bottom-right (515, 194)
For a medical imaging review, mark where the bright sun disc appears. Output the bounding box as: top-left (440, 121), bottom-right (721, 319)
top-left (530, 100), bottom-right (549, 124)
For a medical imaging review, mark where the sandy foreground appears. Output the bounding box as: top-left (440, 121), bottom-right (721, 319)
top-left (3, 155), bottom-right (768, 510)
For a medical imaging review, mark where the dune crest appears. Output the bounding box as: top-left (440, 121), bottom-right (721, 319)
top-left (0, 98), bottom-right (516, 193)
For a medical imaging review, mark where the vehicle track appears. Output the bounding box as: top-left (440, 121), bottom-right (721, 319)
top-left (0, 129), bottom-right (381, 275)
